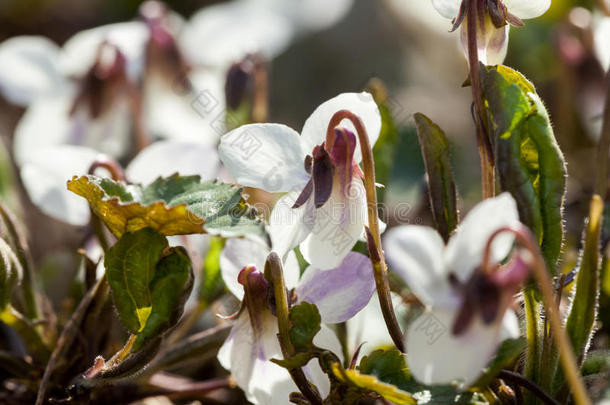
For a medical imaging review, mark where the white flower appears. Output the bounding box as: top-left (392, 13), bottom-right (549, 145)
top-left (431, 0), bottom-right (551, 64)
top-left (593, 12), bottom-right (610, 72)
top-left (219, 92), bottom-right (381, 269)
top-left (218, 238), bottom-right (376, 404)
top-left (384, 193), bottom-right (524, 387)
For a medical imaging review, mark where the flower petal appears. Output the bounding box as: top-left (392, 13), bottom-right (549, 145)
top-left (460, 17), bottom-right (509, 65)
top-left (218, 311), bottom-right (339, 405)
top-left (296, 252), bottom-right (375, 323)
top-left (300, 92), bottom-right (381, 163)
top-left (430, 0), bottom-right (462, 19)
top-left (59, 22), bottom-right (148, 81)
top-left (219, 124), bottom-right (309, 193)
top-left (504, 0), bottom-right (551, 19)
top-left (126, 140), bottom-right (220, 184)
top-left (300, 177), bottom-right (366, 269)
top-left (0, 36), bottom-right (63, 106)
top-left (220, 238), bottom-right (300, 300)
top-left (445, 193), bottom-right (519, 283)
top-left (181, 1), bottom-right (293, 70)
top-left (500, 309), bottom-right (520, 340)
top-left (20, 145), bottom-right (99, 226)
top-left (406, 307), bottom-right (505, 387)
top-left (269, 191), bottom-right (316, 259)
top-left (594, 14), bottom-right (610, 73)
top-left (384, 225), bottom-right (451, 307)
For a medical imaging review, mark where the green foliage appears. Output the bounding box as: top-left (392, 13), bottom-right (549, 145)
top-left (288, 301), bottom-right (321, 352)
top-left (0, 238), bottom-right (22, 311)
top-left (198, 236), bottom-right (226, 307)
top-left (473, 338), bottom-right (527, 388)
top-left (270, 352), bottom-right (316, 369)
top-left (358, 349), bottom-right (411, 390)
top-left (413, 112), bottom-right (459, 241)
top-left (104, 228), bottom-right (193, 352)
top-left (68, 174), bottom-right (268, 244)
top-left (481, 65), bottom-right (566, 273)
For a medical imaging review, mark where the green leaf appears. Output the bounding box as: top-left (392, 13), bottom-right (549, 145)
top-left (581, 350), bottom-right (610, 376)
top-left (367, 78), bottom-right (400, 203)
top-left (198, 236), bottom-right (226, 307)
top-left (331, 362), bottom-right (416, 405)
top-left (413, 113), bottom-right (459, 241)
top-left (105, 228), bottom-right (194, 352)
top-left (289, 302), bottom-right (321, 351)
top-left (557, 195), bottom-right (604, 388)
top-left (270, 352), bottom-right (316, 369)
top-left (0, 238), bottom-right (22, 311)
top-left (482, 65), bottom-right (566, 272)
top-left (133, 246), bottom-right (193, 352)
top-left (358, 349), bottom-right (411, 391)
top-left (473, 337), bottom-right (527, 388)
top-left (68, 174), bottom-right (268, 244)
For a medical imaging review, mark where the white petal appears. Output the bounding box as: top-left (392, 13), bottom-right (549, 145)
top-left (303, 324), bottom-right (343, 398)
top-left (20, 145), bottom-right (100, 226)
top-left (504, 0), bottom-right (551, 19)
top-left (181, 2), bottom-right (293, 70)
top-left (430, 0), bottom-right (462, 19)
top-left (219, 124), bottom-right (309, 192)
top-left (384, 225), bottom-right (452, 307)
top-left (126, 140), bottom-right (220, 184)
top-left (269, 191), bottom-right (316, 259)
top-left (460, 17), bottom-right (509, 65)
top-left (142, 74), bottom-right (222, 145)
top-left (59, 22), bottom-right (148, 81)
top-left (300, 177), bottom-right (367, 270)
top-left (406, 307), bottom-right (505, 387)
top-left (220, 238), bottom-right (301, 301)
top-left (500, 310), bottom-right (520, 340)
top-left (445, 193), bottom-right (519, 283)
top-left (594, 14), bottom-right (610, 73)
top-left (296, 252), bottom-right (375, 323)
top-left (13, 91), bottom-right (132, 165)
top-left (249, 0), bottom-right (354, 33)
top-left (0, 36), bottom-right (63, 106)
top-left (300, 92), bottom-right (381, 163)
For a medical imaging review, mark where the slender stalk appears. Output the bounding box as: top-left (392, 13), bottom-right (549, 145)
top-left (465, 0), bottom-right (495, 199)
top-left (594, 69), bottom-right (610, 197)
top-left (265, 252), bottom-right (322, 405)
top-left (326, 110), bottom-right (405, 352)
top-left (498, 370), bottom-right (561, 405)
top-left (482, 225), bottom-right (591, 405)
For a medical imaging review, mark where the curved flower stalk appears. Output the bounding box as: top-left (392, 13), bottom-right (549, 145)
top-left (219, 92), bottom-right (381, 269)
top-left (218, 238), bottom-right (376, 404)
top-left (432, 0), bottom-right (551, 64)
top-left (384, 193), bottom-right (526, 387)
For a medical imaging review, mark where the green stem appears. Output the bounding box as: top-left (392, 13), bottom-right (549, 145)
top-left (265, 252), bottom-right (322, 405)
top-left (326, 110), bottom-right (405, 352)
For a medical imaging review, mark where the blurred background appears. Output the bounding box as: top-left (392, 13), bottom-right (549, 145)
top-left (0, 0), bottom-right (609, 402)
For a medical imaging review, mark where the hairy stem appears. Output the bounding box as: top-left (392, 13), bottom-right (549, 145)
top-left (326, 110), bottom-right (405, 352)
top-left (265, 252), bottom-right (322, 405)
top-left (498, 370), bottom-right (560, 405)
top-left (465, 0), bottom-right (495, 199)
top-left (483, 225), bottom-right (591, 405)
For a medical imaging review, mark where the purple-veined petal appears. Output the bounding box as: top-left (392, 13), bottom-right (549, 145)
top-left (300, 92), bottom-right (381, 163)
top-left (0, 36), bottom-right (63, 106)
top-left (20, 145), bottom-right (100, 226)
top-left (219, 123), bottom-right (309, 193)
top-left (430, 0), bottom-right (462, 19)
top-left (384, 225), bottom-right (452, 307)
top-left (459, 16), bottom-right (509, 65)
top-left (445, 193), bottom-right (519, 283)
top-left (300, 177), bottom-right (366, 269)
top-left (217, 311), bottom-right (340, 404)
top-left (126, 140), bottom-right (220, 184)
top-left (220, 238), bottom-right (300, 300)
top-left (504, 0), bottom-right (551, 19)
top-left (59, 22), bottom-right (149, 82)
top-left (329, 128), bottom-right (357, 197)
top-left (406, 306), bottom-right (505, 387)
top-left (181, 1), bottom-right (293, 70)
top-left (296, 252), bottom-right (375, 323)
top-left (269, 191), bottom-right (316, 258)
